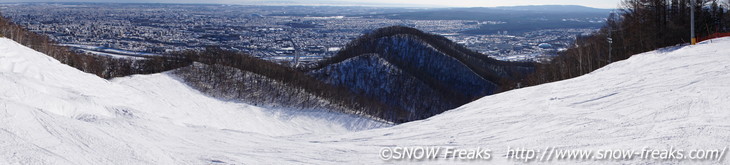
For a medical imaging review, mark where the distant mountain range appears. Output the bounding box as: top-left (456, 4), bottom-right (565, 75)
top-left (493, 5), bottom-right (613, 13)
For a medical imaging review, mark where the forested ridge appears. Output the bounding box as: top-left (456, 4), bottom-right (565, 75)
top-left (310, 26), bottom-right (535, 121)
top-left (167, 48), bottom-right (406, 123)
top-left (518, 0), bottom-right (730, 87)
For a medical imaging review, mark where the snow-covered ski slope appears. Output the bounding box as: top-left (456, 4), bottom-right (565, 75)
top-left (0, 37), bottom-right (386, 164)
top-left (1, 37), bottom-right (730, 164)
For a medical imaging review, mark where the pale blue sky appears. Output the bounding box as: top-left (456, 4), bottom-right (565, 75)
top-left (0, 0), bottom-right (623, 9)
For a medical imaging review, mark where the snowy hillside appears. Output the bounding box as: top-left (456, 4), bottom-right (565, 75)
top-left (0, 37), bottom-right (386, 164)
top-left (311, 53), bottom-right (458, 121)
top-left (2, 36), bottom-right (730, 164)
top-left (311, 26), bottom-right (534, 122)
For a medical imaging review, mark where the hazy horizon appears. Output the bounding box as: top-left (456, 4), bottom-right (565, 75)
top-left (0, 0), bottom-right (622, 9)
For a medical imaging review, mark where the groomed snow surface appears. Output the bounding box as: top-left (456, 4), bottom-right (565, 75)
top-left (2, 37), bottom-right (730, 164)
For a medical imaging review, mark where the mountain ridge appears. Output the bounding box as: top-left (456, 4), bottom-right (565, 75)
top-left (309, 26), bottom-right (533, 121)
top-left (491, 5), bottom-right (614, 13)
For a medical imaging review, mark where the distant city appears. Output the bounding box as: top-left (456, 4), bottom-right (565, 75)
top-left (0, 3), bottom-right (604, 63)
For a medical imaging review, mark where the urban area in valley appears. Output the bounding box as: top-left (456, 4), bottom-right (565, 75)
top-left (0, 3), bottom-right (605, 64)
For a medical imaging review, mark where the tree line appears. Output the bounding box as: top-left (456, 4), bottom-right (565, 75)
top-left (169, 48), bottom-right (407, 123)
top-left (518, 0), bottom-right (730, 87)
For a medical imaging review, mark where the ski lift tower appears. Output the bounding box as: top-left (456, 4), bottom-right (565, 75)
top-left (608, 11), bottom-right (615, 63)
top-left (608, 35), bottom-right (613, 63)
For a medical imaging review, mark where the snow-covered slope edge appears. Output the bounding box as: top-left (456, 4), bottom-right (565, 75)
top-left (0, 37), bottom-right (387, 164)
top-left (314, 37), bottom-right (730, 163)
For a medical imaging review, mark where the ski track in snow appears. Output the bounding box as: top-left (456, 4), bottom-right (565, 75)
top-left (2, 37), bottom-right (730, 164)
